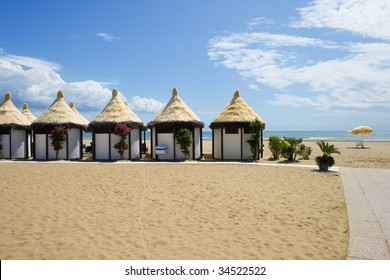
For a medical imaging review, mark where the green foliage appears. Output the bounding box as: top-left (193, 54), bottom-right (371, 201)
top-left (316, 140), bottom-right (341, 156)
top-left (113, 123), bottom-right (131, 160)
top-left (316, 155), bottom-right (335, 171)
top-left (281, 137), bottom-right (303, 161)
top-left (298, 144), bottom-right (312, 160)
top-left (175, 128), bottom-right (193, 159)
top-left (246, 119), bottom-right (264, 161)
top-left (50, 126), bottom-right (67, 160)
top-left (315, 141), bottom-right (340, 171)
top-left (268, 135), bottom-right (282, 159)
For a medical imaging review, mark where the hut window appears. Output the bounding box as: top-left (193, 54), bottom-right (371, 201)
top-left (225, 127), bottom-right (239, 134)
top-left (0, 127), bottom-right (9, 134)
top-left (244, 127), bottom-right (252, 134)
top-left (157, 126), bottom-right (174, 133)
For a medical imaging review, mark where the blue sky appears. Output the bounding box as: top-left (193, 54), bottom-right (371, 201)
top-left (1, 0), bottom-right (390, 131)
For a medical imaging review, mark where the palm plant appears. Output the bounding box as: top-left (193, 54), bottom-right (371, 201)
top-left (281, 137), bottom-right (303, 161)
top-left (315, 140), bottom-right (341, 171)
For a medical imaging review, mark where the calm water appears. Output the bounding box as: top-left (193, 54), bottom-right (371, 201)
top-left (84, 130), bottom-right (390, 141)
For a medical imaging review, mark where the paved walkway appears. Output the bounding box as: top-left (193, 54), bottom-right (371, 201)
top-left (340, 167), bottom-right (390, 259)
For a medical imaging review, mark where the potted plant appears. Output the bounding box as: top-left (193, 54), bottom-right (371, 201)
top-left (315, 140), bottom-right (341, 171)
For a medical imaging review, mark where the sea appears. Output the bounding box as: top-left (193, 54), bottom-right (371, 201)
top-left (83, 130), bottom-right (390, 142)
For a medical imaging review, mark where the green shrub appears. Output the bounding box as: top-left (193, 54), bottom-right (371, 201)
top-left (298, 144), bottom-right (312, 160)
top-left (50, 126), bottom-right (67, 160)
top-left (315, 141), bottom-right (341, 171)
top-left (246, 119), bottom-right (264, 160)
top-left (268, 136), bottom-right (282, 159)
top-left (175, 128), bottom-right (193, 159)
top-left (281, 137), bottom-right (303, 161)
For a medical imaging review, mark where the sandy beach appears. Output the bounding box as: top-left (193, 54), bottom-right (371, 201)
top-left (1, 140), bottom-right (389, 260)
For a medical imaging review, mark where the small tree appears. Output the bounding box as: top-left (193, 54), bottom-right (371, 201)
top-left (113, 123), bottom-right (131, 160)
top-left (246, 119), bottom-right (264, 161)
top-left (175, 128), bottom-right (192, 159)
top-left (298, 144), bottom-right (312, 160)
top-left (268, 135), bottom-right (282, 159)
top-left (281, 137), bottom-right (303, 161)
top-left (50, 126), bottom-right (67, 160)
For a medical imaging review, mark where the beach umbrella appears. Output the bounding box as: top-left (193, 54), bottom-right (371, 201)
top-left (348, 126), bottom-right (373, 135)
top-left (348, 126), bottom-right (373, 148)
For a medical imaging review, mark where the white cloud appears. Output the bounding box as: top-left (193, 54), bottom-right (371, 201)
top-left (96, 32), bottom-right (121, 42)
top-left (0, 52), bottom-right (113, 112)
top-left (247, 17), bottom-right (274, 30)
top-left (248, 84), bottom-right (260, 91)
top-left (292, 0), bottom-right (390, 41)
top-left (129, 96), bottom-right (164, 113)
top-left (208, 1), bottom-right (390, 112)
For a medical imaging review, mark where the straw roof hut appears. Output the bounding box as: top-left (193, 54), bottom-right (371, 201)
top-left (88, 89), bottom-right (144, 160)
top-left (21, 103), bottom-right (37, 122)
top-left (147, 88), bottom-right (204, 160)
top-left (89, 89), bottom-right (143, 130)
top-left (69, 102), bottom-right (89, 127)
top-left (31, 90), bottom-right (88, 160)
top-left (210, 90), bottom-right (265, 160)
top-left (32, 90), bottom-right (88, 131)
top-left (0, 92), bottom-right (31, 158)
top-left (210, 90), bottom-right (265, 128)
top-left (0, 92), bottom-right (31, 129)
top-left (148, 88), bottom-right (204, 128)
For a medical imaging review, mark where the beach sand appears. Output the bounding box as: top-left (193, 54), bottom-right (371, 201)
top-left (0, 162), bottom-right (348, 260)
top-left (200, 140), bottom-right (390, 169)
top-left (1, 139), bottom-right (388, 260)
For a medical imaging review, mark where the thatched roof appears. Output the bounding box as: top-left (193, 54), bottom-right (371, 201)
top-left (69, 102), bottom-right (89, 127)
top-left (88, 89), bottom-right (144, 130)
top-left (31, 90), bottom-right (88, 130)
top-left (21, 103), bottom-right (37, 123)
top-left (209, 90), bottom-right (265, 129)
top-left (147, 88), bottom-right (204, 128)
top-left (0, 92), bottom-right (31, 129)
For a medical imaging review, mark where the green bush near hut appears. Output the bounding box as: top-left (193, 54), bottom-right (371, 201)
top-left (298, 144), bottom-right (312, 160)
top-left (246, 118), bottom-right (264, 161)
top-left (175, 128), bottom-right (193, 159)
top-left (281, 136), bottom-right (303, 161)
top-left (50, 126), bottom-right (67, 160)
top-left (268, 135), bottom-right (283, 159)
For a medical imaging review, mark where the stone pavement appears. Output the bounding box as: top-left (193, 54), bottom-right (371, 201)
top-left (340, 167), bottom-right (390, 260)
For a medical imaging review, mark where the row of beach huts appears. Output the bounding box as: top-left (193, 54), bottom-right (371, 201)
top-left (0, 88), bottom-right (265, 161)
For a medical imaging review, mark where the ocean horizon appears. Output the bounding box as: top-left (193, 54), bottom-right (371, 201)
top-left (83, 130), bottom-right (390, 142)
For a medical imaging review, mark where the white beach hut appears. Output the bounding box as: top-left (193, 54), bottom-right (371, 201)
top-left (88, 89), bottom-right (144, 160)
top-left (0, 92), bottom-right (31, 159)
top-left (21, 103), bottom-right (37, 158)
top-left (209, 90), bottom-right (265, 160)
top-left (31, 90), bottom-right (88, 160)
top-left (147, 88), bottom-right (204, 160)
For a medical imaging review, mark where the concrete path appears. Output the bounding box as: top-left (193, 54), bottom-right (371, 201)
top-left (340, 167), bottom-right (390, 260)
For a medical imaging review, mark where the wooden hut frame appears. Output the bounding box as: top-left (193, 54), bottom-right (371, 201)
top-left (209, 90), bottom-right (265, 160)
top-left (88, 89), bottom-right (144, 161)
top-left (0, 92), bottom-right (31, 159)
top-left (147, 88), bottom-right (204, 160)
top-left (31, 91), bottom-right (88, 160)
